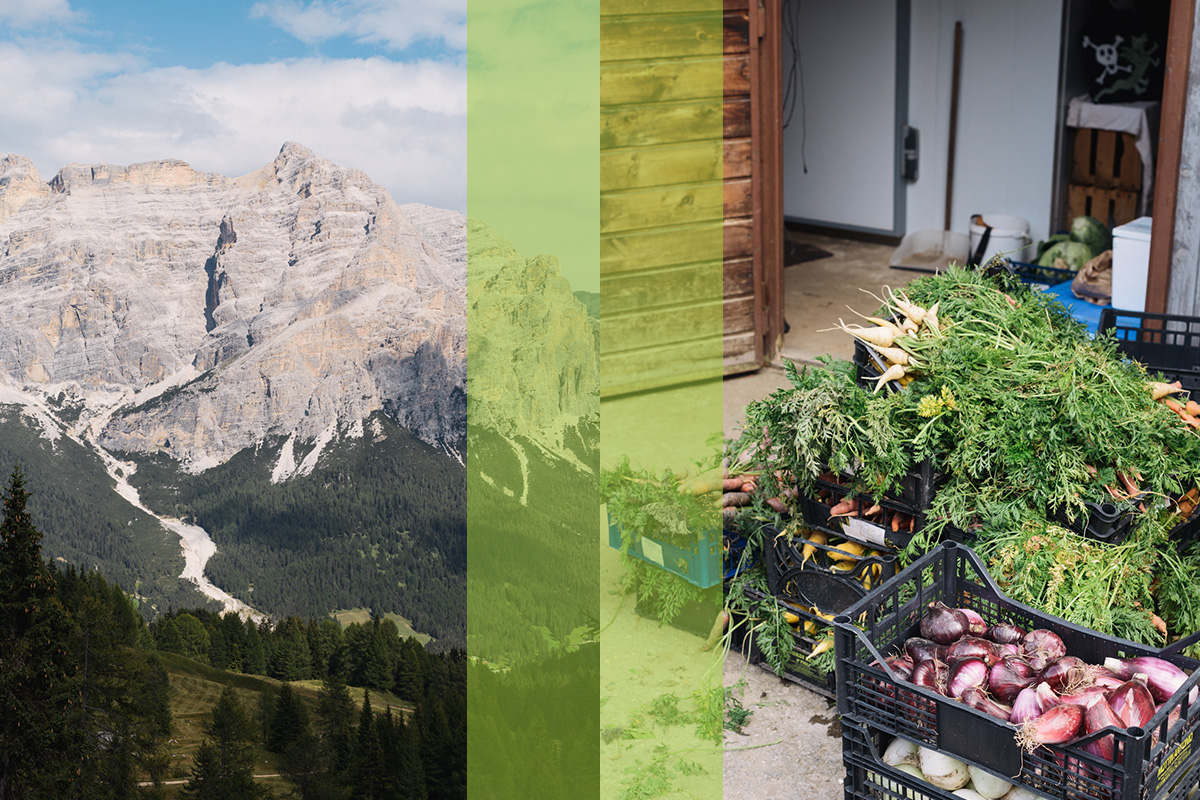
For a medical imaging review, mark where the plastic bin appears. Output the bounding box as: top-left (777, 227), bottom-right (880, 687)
top-left (1010, 260), bottom-right (1077, 291)
top-left (763, 525), bottom-right (896, 615)
top-left (740, 585), bottom-right (836, 698)
top-left (1050, 498), bottom-right (1140, 545)
top-left (834, 541), bottom-right (1200, 800)
top-left (1099, 308), bottom-right (1200, 394)
top-left (842, 719), bottom-right (972, 800)
top-left (608, 518), bottom-right (722, 589)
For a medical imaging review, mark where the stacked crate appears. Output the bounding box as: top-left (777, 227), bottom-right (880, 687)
top-left (835, 542), bottom-right (1200, 800)
top-left (1069, 128), bottom-right (1141, 229)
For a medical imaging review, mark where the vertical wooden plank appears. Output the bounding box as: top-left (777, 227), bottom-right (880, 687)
top-left (1116, 132), bottom-right (1143, 191)
top-left (1071, 128), bottom-right (1093, 184)
top-left (1147, 0), bottom-right (1195, 314)
top-left (1111, 189), bottom-right (1139, 227)
top-left (1093, 130), bottom-right (1117, 187)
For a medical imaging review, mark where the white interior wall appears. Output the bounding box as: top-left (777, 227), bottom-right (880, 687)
top-left (905, 0), bottom-right (1064, 245)
top-left (781, 0), bottom-right (898, 231)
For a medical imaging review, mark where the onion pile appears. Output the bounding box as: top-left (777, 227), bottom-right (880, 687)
top-left (887, 602), bottom-right (1195, 755)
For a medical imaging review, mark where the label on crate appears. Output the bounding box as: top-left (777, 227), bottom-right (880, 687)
top-left (843, 516), bottom-right (889, 548)
top-left (640, 538), bottom-right (664, 567)
top-left (1157, 730), bottom-right (1193, 791)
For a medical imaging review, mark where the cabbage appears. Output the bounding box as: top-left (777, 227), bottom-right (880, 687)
top-left (1037, 240), bottom-right (1092, 272)
top-left (1069, 215), bottom-right (1110, 256)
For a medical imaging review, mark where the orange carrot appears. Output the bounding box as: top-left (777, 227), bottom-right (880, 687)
top-left (829, 498), bottom-right (859, 517)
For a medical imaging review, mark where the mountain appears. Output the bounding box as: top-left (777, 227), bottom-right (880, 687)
top-left (0, 143), bottom-right (600, 651)
top-left (0, 143), bottom-right (467, 630)
top-left (0, 143), bottom-right (465, 468)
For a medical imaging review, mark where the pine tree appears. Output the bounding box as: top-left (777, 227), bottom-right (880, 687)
top-left (0, 468), bottom-right (80, 799)
top-left (181, 687), bottom-right (270, 800)
top-left (267, 683), bottom-right (310, 754)
top-left (351, 692), bottom-right (385, 800)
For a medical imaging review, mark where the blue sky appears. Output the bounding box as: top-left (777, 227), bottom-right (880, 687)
top-left (0, 0), bottom-right (466, 211)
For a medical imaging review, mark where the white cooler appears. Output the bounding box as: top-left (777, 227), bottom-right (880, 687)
top-left (1111, 216), bottom-right (1153, 312)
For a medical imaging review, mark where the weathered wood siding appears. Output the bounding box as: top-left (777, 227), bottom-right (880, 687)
top-left (600, 0), bottom-right (761, 396)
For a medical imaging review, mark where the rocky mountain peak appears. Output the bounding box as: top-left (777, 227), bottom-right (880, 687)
top-left (0, 143), bottom-right (469, 470)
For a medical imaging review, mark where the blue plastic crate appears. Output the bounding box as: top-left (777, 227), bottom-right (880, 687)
top-left (607, 518), bottom-right (722, 588)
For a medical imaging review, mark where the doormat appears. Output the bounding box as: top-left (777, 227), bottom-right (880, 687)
top-left (785, 241), bottom-right (834, 266)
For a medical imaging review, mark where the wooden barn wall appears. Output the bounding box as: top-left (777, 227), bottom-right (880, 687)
top-left (600, 0), bottom-right (759, 396)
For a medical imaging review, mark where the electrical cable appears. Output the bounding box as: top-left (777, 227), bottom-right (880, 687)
top-left (781, 0), bottom-right (807, 173)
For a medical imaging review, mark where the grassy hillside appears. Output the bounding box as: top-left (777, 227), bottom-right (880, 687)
top-left (157, 651), bottom-right (413, 797)
top-left (127, 412), bottom-right (465, 646)
top-left (0, 406), bottom-right (206, 615)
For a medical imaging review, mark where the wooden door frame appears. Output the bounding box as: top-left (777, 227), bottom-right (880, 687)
top-left (752, 0), bottom-right (784, 362)
top-left (1146, 0), bottom-right (1195, 314)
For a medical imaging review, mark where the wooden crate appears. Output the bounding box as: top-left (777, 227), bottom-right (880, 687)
top-left (1071, 128), bottom-right (1142, 191)
top-left (1067, 182), bottom-right (1139, 229)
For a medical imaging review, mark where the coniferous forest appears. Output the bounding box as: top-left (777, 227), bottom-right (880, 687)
top-left (0, 469), bottom-right (465, 799)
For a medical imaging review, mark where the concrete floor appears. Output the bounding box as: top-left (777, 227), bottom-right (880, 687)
top-left (723, 231), bottom-right (912, 439)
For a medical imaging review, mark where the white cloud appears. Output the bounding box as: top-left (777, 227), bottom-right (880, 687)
top-left (0, 0), bottom-right (80, 27)
top-left (0, 42), bottom-right (466, 212)
top-left (251, 0), bottom-right (466, 52)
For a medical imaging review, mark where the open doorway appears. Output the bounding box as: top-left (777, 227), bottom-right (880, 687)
top-left (771, 0), bottom-right (1172, 364)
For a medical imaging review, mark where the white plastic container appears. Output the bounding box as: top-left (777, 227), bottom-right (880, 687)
top-left (969, 214), bottom-right (1032, 264)
top-left (1111, 216), bottom-right (1153, 312)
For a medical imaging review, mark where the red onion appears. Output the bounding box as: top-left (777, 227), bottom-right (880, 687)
top-left (1041, 656), bottom-right (1086, 692)
top-left (1104, 656), bottom-right (1190, 704)
top-left (986, 622), bottom-right (1026, 645)
top-left (1036, 680), bottom-right (1063, 709)
top-left (912, 659), bottom-right (948, 696)
top-left (1000, 643), bottom-right (1020, 658)
top-left (1082, 696), bottom-right (1122, 761)
top-left (990, 657), bottom-right (1037, 703)
top-left (948, 657), bottom-right (990, 698)
top-left (1009, 686), bottom-right (1043, 725)
top-left (960, 686), bottom-right (1012, 721)
top-left (921, 601), bottom-right (970, 645)
top-left (1108, 678), bottom-right (1155, 729)
top-left (1060, 686), bottom-right (1110, 706)
top-left (957, 607), bottom-right (987, 637)
top-left (905, 637), bottom-right (942, 664)
top-left (1016, 703), bottom-right (1084, 751)
top-left (884, 654), bottom-right (914, 681)
top-left (946, 636), bottom-right (1001, 666)
top-left (1022, 629), bottom-right (1066, 671)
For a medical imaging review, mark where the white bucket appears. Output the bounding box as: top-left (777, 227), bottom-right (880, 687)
top-left (969, 214), bottom-right (1032, 264)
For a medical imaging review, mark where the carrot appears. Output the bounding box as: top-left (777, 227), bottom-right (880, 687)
top-left (1152, 382), bottom-right (1185, 401)
top-left (863, 503), bottom-right (883, 517)
top-left (923, 302), bottom-right (941, 336)
top-left (1188, 400), bottom-right (1200, 417)
top-left (740, 481), bottom-right (757, 493)
top-left (766, 497), bottom-right (787, 513)
top-left (1165, 398), bottom-right (1186, 415)
top-left (720, 492), bottom-right (751, 508)
top-left (802, 530), bottom-right (828, 565)
top-left (870, 345), bottom-right (911, 366)
top-left (700, 609), bottom-right (730, 651)
top-left (828, 498), bottom-right (859, 517)
top-left (874, 363), bottom-right (906, 392)
top-left (834, 321), bottom-right (896, 348)
top-left (1117, 471), bottom-right (1140, 497)
top-left (722, 478), bottom-right (744, 491)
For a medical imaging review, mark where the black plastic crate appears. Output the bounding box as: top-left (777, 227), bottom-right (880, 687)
top-left (796, 477), bottom-right (960, 554)
top-left (841, 719), bottom-right (978, 800)
top-left (855, 338), bottom-right (905, 394)
top-left (1051, 498), bottom-right (1140, 545)
top-left (764, 525), bottom-right (896, 615)
top-left (834, 541), bottom-right (1200, 800)
top-left (1099, 309), bottom-right (1200, 395)
top-left (739, 586), bottom-right (836, 699)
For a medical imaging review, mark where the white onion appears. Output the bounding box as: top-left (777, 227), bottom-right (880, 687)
top-left (869, 765), bottom-right (927, 800)
top-left (968, 765), bottom-right (1014, 799)
top-left (954, 790), bottom-right (987, 800)
top-left (883, 736), bottom-right (921, 768)
top-left (920, 747), bottom-right (970, 790)
top-left (1002, 788), bottom-right (1045, 800)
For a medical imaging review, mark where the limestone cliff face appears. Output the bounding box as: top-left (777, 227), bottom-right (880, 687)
top-left (0, 143), bottom-right (466, 468)
top-left (466, 218), bottom-right (598, 458)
